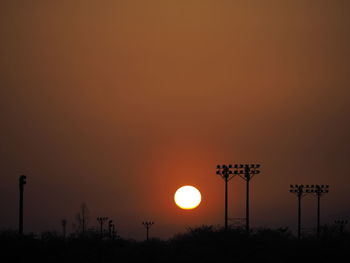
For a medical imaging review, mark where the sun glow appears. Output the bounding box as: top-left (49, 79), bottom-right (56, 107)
top-left (174, 185), bottom-right (201, 210)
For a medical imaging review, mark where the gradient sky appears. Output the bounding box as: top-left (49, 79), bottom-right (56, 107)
top-left (1, 0), bottom-right (350, 240)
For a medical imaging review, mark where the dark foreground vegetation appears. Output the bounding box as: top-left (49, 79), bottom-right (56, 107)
top-left (1, 225), bottom-right (349, 263)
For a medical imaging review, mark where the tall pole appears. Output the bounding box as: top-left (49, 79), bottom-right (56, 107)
top-left (62, 219), bottom-right (67, 238)
top-left (108, 219), bottom-right (116, 239)
top-left (290, 184), bottom-right (329, 239)
top-left (97, 217), bottom-right (108, 237)
top-left (298, 191), bottom-right (301, 240)
top-left (225, 176), bottom-right (228, 230)
top-left (233, 164), bottom-right (260, 234)
top-left (246, 177), bottom-right (250, 233)
top-left (317, 193), bottom-right (320, 238)
top-left (19, 183), bottom-right (23, 235)
top-left (335, 220), bottom-right (348, 234)
top-left (312, 185), bottom-right (329, 239)
top-left (108, 220), bottom-right (113, 238)
top-left (112, 224), bottom-right (116, 240)
top-left (216, 165), bottom-right (234, 230)
top-left (19, 175), bottom-right (27, 236)
top-left (142, 221), bottom-right (154, 241)
top-left (290, 185), bottom-right (305, 240)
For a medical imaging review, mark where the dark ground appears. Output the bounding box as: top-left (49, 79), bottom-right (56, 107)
top-left (1, 225), bottom-right (349, 263)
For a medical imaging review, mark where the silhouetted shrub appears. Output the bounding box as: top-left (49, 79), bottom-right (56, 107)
top-left (0, 227), bottom-right (349, 263)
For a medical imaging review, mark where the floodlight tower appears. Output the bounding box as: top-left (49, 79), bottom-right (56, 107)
top-left (112, 224), bottom-right (116, 239)
top-left (61, 219), bottom-right (67, 238)
top-left (97, 217), bottom-right (108, 237)
top-left (19, 175), bottom-right (27, 236)
top-left (289, 184), bottom-right (308, 239)
top-left (233, 164), bottom-right (261, 234)
top-left (108, 220), bottom-right (117, 239)
top-left (334, 220), bottom-right (348, 234)
top-left (142, 221), bottom-right (154, 241)
top-left (216, 165), bottom-right (235, 230)
top-left (310, 185), bottom-right (329, 238)
top-left (108, 220), bottom-right (113, 238)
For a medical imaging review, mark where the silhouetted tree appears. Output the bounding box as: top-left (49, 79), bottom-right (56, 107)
top-left (0, 226), bottom-right (349, 262)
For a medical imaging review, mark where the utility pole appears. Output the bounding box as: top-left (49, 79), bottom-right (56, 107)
top-left (19, 175), bottom-right (27, 236)
top-left (62, 219), bottom-right (67, 238)
top-left (142, 221), bottom-right (154, 241)
top-left (233, 164), bottom-right (261, 234)
top-left (97, 217), bottom-right (108, 237)
top-left (216, 165), bottom-right (235, 230)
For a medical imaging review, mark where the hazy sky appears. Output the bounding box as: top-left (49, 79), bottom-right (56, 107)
top-left (1, 0), bottom-right (350, 239)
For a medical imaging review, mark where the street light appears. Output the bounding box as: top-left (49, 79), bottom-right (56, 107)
top-left (19, 175), bottom-right (27, 236)
top-left (233, 164), bottom-right (261, 234)
top-left (97, 217), bottom-right (108, 237)
top-left (216, 165), bottom-right (235, 230)
top-left (142, 221), bottom-right (154, 241)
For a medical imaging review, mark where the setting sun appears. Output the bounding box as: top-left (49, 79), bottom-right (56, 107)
top-left (174, 185), bottom-right (201, 210)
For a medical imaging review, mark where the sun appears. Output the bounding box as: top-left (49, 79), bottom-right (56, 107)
top-left (174, 185), bottom-right (201, 210)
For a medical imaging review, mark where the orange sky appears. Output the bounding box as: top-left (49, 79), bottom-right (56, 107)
top-left (1, 0), bottom-right (350, 239)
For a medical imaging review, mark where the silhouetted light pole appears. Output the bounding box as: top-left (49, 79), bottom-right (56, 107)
top-left (290, 184), bottom-right (307, 240)
top-left (108, 220), bottom-right (113, 238)
top-left (142, 221), bottom-right (154, 241)
top-left (97, 217), bottom-right (108, 237)
top-left (216, 165), bottom-right (235, 230)
top-left (112, 224), bottom-right (116, 239)
top-left (335, 220), bottom-right (348, 234)
top-left (309, 185), bottom-right (329, 238)
top-left (108, 220), bottom-right (116, 239)
top-left (290, 184), bottom-right (330, 239)
top-left (61, 219), bottom-right (67, 238)
top-left (233, 164), bottom-right (261, 234)
top-left (19, 175), bottom-right (27, 236)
